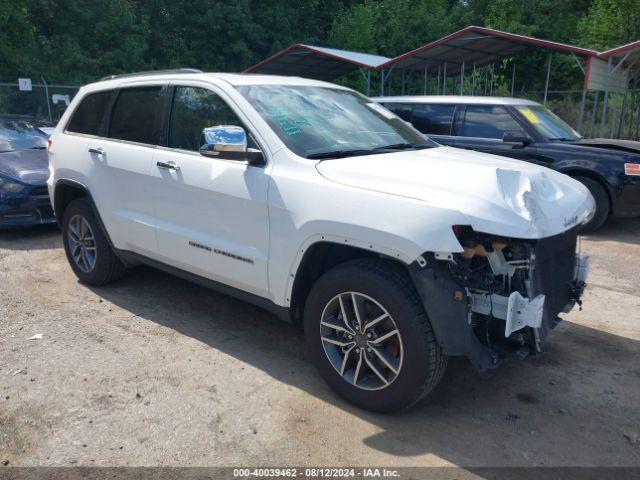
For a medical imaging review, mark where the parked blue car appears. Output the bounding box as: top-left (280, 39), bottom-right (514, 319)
top-left (0, 115), bottom-right (55, 228)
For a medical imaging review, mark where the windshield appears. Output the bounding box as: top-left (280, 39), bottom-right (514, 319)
top-left (0, 118), bottom-right (49, 152)
top-left (515, 105), bottom-right (581, 141)
top-left (236, 85), bottom-right (437, 158)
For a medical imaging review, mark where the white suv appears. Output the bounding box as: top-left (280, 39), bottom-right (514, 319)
top-left (48, 70), bottom-right (593, 412)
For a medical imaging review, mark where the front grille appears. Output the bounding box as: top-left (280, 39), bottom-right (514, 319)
top-left (532, 227), bottom-right (578, 335)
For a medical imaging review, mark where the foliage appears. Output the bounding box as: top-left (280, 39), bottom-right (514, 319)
top-left (0, 0), bottom-right (639, 88)
top-left (577, 0), bottom-right (640, 50)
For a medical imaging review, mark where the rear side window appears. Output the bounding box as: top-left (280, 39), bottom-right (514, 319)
top-left (460, 105), bottom-right (524, 139)
top-left (66, 91), bottom-right (112, 136)
top-left (411, 104), bottom-right (455, 135)
top-left (109, 87), bottom-right (163, 144)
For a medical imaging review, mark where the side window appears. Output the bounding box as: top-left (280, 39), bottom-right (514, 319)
top-left (411, 104), bottom-right (455, 135)
top-left (66, 91), bottom-right (112, 136)
top-left (461, 105), bottom-right (524, 139)
top-left (168, 86), bottom-right (249, 152)
top-left (383, 103), bottom-right (413, 122)
top-left (109, 87), bottom-right (163, 144)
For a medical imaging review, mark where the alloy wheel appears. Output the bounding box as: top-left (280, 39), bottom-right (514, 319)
top-left (320, 292), bottom-right (403, 391)
top-left (67, 214), bottom-right (97, 273)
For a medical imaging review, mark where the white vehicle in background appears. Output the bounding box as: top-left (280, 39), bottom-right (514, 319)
top-left (48, 70), bottom-right (593, 412)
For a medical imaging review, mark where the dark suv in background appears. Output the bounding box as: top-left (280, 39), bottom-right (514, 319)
top-left (375, 96), bottom-right (640, 233)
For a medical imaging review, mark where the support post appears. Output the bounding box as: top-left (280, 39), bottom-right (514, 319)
top-left (577, 89), bottom-right (587, 134)
top-left (543, 53), bottom-right (552, 105)
top-left (489, 64), bottom-right (494, 96)
top-left (610, 93), bottom-right (618, 138)
top-left (460, 61), bottom-right (465, 95)
top-left (511, 61), bottom-right (516, 97)
top-left (600, 57), bottom-right (612, 138)
top-left (618, 88), bottom-right (628, 138)
top-left (379, 70), bottom-right (385, 96)
top-left (472, 64), bottom-right (476, 95)
top-left (366, 70), bottom-right (371, 96)
top-left (443, 62), bottom-right (447, 94)
top-left (41, 76), bottom-right (52, 123)
top-left (401, 70), bottom-right (406, 95)
top-left (589, 91), bottom-right (599, 138)
top-left (424, 65), bottom-right (428, 94)
top-left (484, 66), bottom-right (488, 95)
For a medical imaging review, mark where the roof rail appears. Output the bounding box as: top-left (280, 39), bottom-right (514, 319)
top-left (100, 68), bottom-right (203, 81)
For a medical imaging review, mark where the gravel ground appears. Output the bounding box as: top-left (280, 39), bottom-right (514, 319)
top-left (1, 219), bottom-right (639, 468)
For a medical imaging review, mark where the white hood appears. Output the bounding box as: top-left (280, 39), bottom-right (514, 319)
top-left (315, 146), bottom-right (595, 239)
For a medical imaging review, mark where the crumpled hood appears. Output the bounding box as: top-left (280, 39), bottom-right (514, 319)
top-left (0, 149), bottom-right (49, 185)
top-left (315, 146), bottom-right (595, 239)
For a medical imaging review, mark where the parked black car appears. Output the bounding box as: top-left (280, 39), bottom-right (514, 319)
top-left (375, 96), bottom-right (640, 232)
top-left (0, 115), bottom-right (55, 228)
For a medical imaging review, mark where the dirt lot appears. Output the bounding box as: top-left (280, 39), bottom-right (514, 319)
top-left (1, 219), bottom-right (639, 468)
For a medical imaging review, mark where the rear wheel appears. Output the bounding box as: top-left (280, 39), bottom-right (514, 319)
top-left (574, 175), bottom-right (610, 234)
top-left (62, 198), bottom-right (126, 285)
top-left (303, 259), bottom-right (446, 412)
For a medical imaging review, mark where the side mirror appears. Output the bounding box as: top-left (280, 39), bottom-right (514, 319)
top-left (502, 131), bottom-right (532, 146)
top-left (200, 125), bottom-right (264, 165)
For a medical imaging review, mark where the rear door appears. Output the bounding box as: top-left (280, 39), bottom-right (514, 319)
top-left (409, 103), bottom-right (458, 146)
top-left (382, 102), bottom-right (457, 146)
top-left (454, 104), bottom-right (540, 163)
top-left (85, 85), bottom-right (167, 255)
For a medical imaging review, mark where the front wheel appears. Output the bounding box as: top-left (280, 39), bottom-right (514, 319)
top-left (303, 259), bottom-right (446, 412)
top-left (574, 175), bottom-right (610, 234)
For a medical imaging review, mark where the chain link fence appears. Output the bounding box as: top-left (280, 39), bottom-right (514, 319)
top-left (0, 82), bottom-right (80, 124)
top-left (379, 69), bottom-right (640, 141)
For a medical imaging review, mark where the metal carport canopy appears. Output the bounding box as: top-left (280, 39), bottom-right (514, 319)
top-left (381, 26), bottom-right (599, 74)
top-left (243, 44), bottom-right (390, 81)
top-left (599, 40), bottom-right (640, 69)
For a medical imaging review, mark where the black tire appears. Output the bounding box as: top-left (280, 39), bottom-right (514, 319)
top-left (303, 259), bottom-right (447, 413)
top-left (61, 197), bottom-right (126, 285)
top-left (574, 175), bottom-right (610, 234)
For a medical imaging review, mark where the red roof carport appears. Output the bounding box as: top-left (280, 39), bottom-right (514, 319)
top-left (244, 44), bottom-right (389, 86)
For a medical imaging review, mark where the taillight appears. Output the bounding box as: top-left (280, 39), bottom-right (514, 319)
top-left (47, 139), bottom-right (52, 152)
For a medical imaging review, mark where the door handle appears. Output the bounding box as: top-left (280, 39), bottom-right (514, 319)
top-left (156, 160), bottom-right (180, 171)
top-left (88, 147), bottom-right (105, 156)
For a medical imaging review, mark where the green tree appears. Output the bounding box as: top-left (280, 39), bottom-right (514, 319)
top-left (330, 0), bottom-right (464, 57)
top-left (0, 0), bottom-right (39, 78)
top-left (27, 0), bottom-right (149, 82)
top-left (577, 0), bottom-right (640, 49)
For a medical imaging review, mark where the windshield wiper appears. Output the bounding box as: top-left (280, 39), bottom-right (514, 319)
top-left (372, 142), bottom-right (429, 151)
top-left (306, 143), bottom-right (433, 160)
top-left (305, 149), bottom-right (376, 160)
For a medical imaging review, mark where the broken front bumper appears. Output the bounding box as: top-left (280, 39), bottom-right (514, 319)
top-left (470, 251), bottom-right (588, 343)
top-left (410, 227), bottom-right (587, 370)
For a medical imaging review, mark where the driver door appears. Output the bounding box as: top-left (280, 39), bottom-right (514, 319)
top-left (151, 84), bottom-right (270, 298)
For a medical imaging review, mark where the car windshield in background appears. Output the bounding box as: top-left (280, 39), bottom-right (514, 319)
top-left (0, 118), bottom-right (49, 152)
top-left (515, 105), bottom-right (581, 141)
top-left (236, 85), bottom-right (436, 159)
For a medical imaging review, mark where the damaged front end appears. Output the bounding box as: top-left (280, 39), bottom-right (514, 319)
top-left (410, 226), bottom-right (589, 370)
